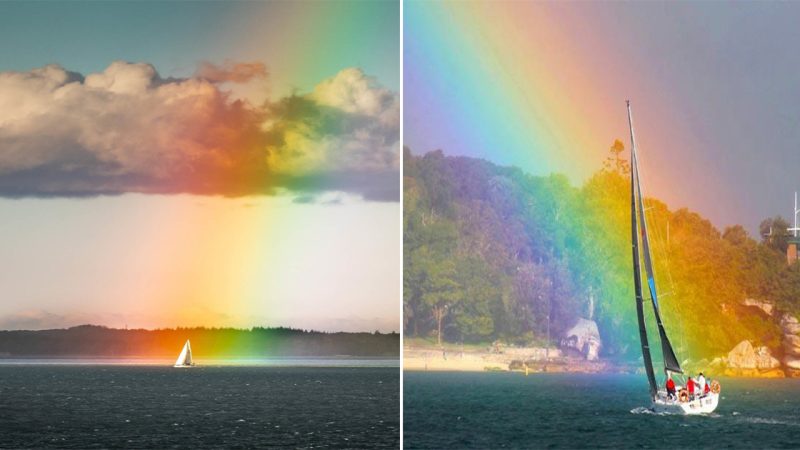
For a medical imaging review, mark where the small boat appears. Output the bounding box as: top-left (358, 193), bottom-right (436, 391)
top-left (174, 339), bottom-right (195, 367)
top-left (626, 101), bottom-right (720, 415)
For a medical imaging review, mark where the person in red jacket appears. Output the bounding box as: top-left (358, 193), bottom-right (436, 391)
top-left (666, 374), bottom-right (676, 400)
top-left (687, 376), bottom-right (696, 399)
top-left (704, 378), bottom-right (711, 395)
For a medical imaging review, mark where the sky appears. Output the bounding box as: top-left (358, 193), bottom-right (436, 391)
top-left (405, 1), bottom-right (800, 235)
top-left (0, 1), bottom-right (400, 332)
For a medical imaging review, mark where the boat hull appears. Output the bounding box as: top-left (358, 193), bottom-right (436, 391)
top-left (652, 392), bottom-right (719, 415)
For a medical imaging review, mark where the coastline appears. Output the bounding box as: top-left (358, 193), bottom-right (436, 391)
top-left (404, 345), bottom-right (624, 374)
top-left (404, 345), bottom-right (790, 378)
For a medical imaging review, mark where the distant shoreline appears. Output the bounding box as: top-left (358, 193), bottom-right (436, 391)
top-left (403, 345), bottom-right (623, 374)
top-left (403, 345), bottom-right (791, 378)
top-left (0, 325), bottom-right (400, 358)
top-left (0, 356), bottom-right (400, 368)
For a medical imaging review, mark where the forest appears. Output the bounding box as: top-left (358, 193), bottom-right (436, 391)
top-left (404, 145), bottom-right (800, 361)
top-left (0, 325), bottom-right (399, 358)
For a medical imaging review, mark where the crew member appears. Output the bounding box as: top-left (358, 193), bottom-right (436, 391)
top-left (666, 374), bottom-right (676, 400)
top-left (697, 372), bottom-right (706, 396)
top-left (687, 375), bottom-right (696, 399)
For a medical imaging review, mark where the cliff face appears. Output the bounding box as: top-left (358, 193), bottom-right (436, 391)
top-left (692, 308), bottom-right (800, 378)
top-left (782, 313), bottom-right (800, 376)
top-left (560, 318), bottom-right (601, 361)
top-left (726, 340), bottom-right (781, 370)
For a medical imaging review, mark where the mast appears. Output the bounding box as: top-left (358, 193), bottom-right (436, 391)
top-left (627, 100), bottom-right (658, 399)
top-left (789, 192), bottom-right (800, 237)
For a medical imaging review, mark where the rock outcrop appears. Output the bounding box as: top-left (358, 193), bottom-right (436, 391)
top-left (706, 340), bottom-right (784, 377)
top-left (742, 299), bottom-right (774, 316)
top-left (727, 340), bottom-right (781, 370)
top-left (781, 313), bottom-right (800, 377)
top-left (560, 318), bottom-right (601, 361)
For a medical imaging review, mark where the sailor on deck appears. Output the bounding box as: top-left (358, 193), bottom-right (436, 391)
top-left (665, 374), bottom-right (676, 400)
top-left (697, 372), bottom-right (706, 396)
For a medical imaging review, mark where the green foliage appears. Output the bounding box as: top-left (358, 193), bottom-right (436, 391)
top-left (404, 146), bottom-right (796, 361)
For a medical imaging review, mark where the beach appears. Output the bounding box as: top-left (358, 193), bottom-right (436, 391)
top-left (403, 344), bottom-right (621, 374)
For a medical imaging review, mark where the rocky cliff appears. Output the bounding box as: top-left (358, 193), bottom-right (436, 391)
top-left (782, 313), bottom-right (800, 377)
top-left (560, 318), bottom-right (602, 361)
top-left (694, 340), bottom-right (784, 378)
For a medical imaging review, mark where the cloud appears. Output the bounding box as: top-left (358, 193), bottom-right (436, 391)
top-left (0, 62), bottom-right (399, 200)
top-left (195, 61), bottom-right (268, 83)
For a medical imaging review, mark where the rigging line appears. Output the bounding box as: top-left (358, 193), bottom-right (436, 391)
top-left (631, 126), bottom-right (682, 377)
top-left (632, 138), bottom-right (685, 358)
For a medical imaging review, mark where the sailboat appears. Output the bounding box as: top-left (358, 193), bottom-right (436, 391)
top-left (626, 101), bottom-right (720, 415)
top-left (174, 340), bottom-right (195, 368)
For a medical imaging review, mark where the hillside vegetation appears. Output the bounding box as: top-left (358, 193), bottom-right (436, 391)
top-left (404, 146), bottom-right (800, 362)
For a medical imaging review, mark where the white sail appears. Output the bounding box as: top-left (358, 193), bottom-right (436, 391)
top-left (174, 340), bottom-right (193, 367)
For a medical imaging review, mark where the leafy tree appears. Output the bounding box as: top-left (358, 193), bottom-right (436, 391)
top-left (760, 216), bottom-right (791, 253)
top-left (420, 259), bottom-right (460, 346)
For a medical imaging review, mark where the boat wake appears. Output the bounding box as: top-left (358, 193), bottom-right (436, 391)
top-left (630, 406), bottom-right (677, 416)
top-left (739, 416), bottom-right (800, 427)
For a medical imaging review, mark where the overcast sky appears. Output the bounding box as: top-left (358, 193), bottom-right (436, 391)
top-left (0, 1), bottom-right (400, 332)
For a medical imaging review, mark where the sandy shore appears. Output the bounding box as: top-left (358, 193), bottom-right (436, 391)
top-left (404, 349), bottom-right (508, 372)
top-left (403, 345), bottom-right (621, 373)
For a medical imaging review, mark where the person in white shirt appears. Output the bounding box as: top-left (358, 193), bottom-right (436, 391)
top-left (697, 372), bottom-right (706, 396)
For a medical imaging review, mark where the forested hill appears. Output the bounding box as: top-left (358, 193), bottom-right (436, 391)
top-left (404, 146), bottom-right (800, 361)
top-left (0, 325), bottom-right (399, 358)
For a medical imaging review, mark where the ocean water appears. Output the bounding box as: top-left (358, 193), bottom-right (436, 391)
top-left (404, 372), bottom-right (800, 449)
top-left (0, 363), bottom-right (399, 448)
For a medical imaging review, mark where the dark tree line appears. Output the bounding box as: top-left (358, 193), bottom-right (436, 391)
top-left (0, 325), bottom-right (399, 357)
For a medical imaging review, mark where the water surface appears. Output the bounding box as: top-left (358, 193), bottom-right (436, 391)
top-left (0, 364), bottom-right (399, 448)
top-left (404, 372), bottom-right (800, 449)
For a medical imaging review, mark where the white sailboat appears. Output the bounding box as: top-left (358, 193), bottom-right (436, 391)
top-left (626, 101), bottom-right (720, 415)
top-left (174, 340), bottom-right (195, 367)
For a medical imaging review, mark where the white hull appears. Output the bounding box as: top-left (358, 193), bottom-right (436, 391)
top-left (652, 391), bottom-right (719, 415)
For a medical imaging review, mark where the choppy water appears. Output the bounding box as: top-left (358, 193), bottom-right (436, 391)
top-left (0, 364), bottom-right (399, 448)
top-left (404, 372), bottom-right (800, 449)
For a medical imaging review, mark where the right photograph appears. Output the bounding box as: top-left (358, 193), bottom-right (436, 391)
top-left (403, 1), bottom-right (800, 448)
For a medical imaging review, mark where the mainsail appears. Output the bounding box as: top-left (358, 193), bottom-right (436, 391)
top-left (174, 340), bottom-right (193, 367)
top-left (627, 101), bottom-right (682, 398)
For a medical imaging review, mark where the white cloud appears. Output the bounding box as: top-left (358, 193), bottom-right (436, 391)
top-left (0, 62), bottom-right (399, 200)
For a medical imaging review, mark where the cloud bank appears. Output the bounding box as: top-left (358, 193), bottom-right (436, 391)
top-left (0, 62), bottom-right (399, 200)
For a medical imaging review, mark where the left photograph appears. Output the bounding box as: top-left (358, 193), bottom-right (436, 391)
top-left (0, 1), bottom-right (400, 448)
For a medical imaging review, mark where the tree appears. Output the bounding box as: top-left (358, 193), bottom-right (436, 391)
top-left (760, 216), bottom-right (791, 252)
top-left (602, 139), bottom-right (630, 175)
top-left (722, 225), bottom-right (749, 247)
top-left (420, 260), bottom-right (460, 346)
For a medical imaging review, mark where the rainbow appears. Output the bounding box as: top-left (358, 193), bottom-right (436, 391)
top-left (404, 2), bottom-right (778, 363)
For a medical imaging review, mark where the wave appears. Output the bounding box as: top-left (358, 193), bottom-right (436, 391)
top-left (739, 417), bottom-right (799, 427)
top-left (629, 406), bottom-right (678, 416)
